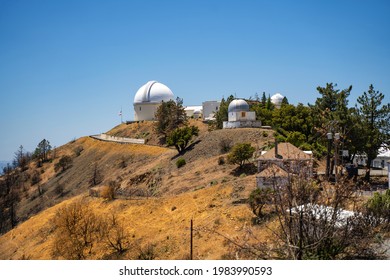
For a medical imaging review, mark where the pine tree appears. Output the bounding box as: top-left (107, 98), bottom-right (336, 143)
top-left (356, 84), bottom-right (390, 181)
top-left (155, 99), bottom-right (187, 136)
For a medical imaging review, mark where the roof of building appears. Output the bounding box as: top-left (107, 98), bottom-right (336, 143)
top-left (228, 99), bottom-right (249, 113)
top-left (259, 142), bottom-right (312, 160)
top-left (184, 106), bottom-right (203, 113)
top-left (258, 164), bottom-right (289, 177)
top-left (133, 81), bottom-right (174, 104)
top-left (378, 148), bottom-right (390, 158)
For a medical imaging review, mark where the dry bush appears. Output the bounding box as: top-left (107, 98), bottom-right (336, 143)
top-left (53, 200), bottom-right (132, 259)
top-left (248, 175), bottom-right (384, 259)
top-left (219, 138), bottom-right (232, 154)
top-left (137, 243), bottom-right (157, 260)
top-left (52, 200), bottom-right (101, 259)
top-left (100, 186), bottom-right (115, 200)
top-left (101, 214), bottom-right (130, 254)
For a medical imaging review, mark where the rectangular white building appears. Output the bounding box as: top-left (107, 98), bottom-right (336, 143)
top-left (202, 101), bottom-right (221, 121)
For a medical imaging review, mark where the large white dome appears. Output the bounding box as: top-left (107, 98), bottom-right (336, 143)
top-left (133, 81), bottom-right (174, 105)
top-left (228, 99), bottom-right (249, 113)
top-left (271, 93), bottom-right (284, 104)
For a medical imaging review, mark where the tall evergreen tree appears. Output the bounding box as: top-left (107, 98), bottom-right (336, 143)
top-left (356, 84), bottom-right (390, 181)
top-left (261, 92), bottom-right (267, 107)
top-left (155, 99), bottom-right (187, 136)
top-left (34, 139), bottom-right (51, 165)
top-left (214, 95), bottom-right (235, 129)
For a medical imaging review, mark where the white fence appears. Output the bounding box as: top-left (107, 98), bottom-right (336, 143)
top-left (90, 133), bottom-right (145, 144)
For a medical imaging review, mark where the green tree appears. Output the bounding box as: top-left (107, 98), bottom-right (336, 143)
top-left (266, 95), bottom-right (274, 110)
top-left (166, 126), bottom-right (199, 154)
top-left (356, 84), bottom-right (390, 181)
top-left (272, 103), bottom-right (314, 140)
top-left (261, 92), bottom-right (267, 107)
top-left (155, 99), bottom-right (187, 136)
top-left (365, 189), bottom-right (390, 229)
top-left (313, 83), bottom-right (353, 133)
top-left (227, 143), bottom-right (255, 167)
top-left (281, 96), bottom-right (289, 106)
top-left (214, 95), bottom-right (235, 129)
top-left (249, 188), bottom-right (274, 220)
top-left (311, 83), bottom-right (356, 162)
top-left (34, 139), bottom-right (52, 165)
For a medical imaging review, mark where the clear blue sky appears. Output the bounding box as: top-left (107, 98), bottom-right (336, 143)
top-left (0, 0), bottom-right (389, 161)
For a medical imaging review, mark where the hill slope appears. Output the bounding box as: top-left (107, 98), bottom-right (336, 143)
top-left (0, 121), bottom-right (274, 259)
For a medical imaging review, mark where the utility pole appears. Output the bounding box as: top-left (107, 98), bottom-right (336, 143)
top-left (326, 132), bottom-right (333, 180)
top-left (190, 219), bottom-right (193, 260)
top-left (334, 133), bottom-right (340, 183)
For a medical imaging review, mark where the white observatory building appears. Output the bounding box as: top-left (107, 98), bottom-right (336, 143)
top-left (271, 93), bottom-right (284, 109)
top-left (223, 99), bottom-right (262, 129)
top-left (133, 81), bottom-right (174, 121)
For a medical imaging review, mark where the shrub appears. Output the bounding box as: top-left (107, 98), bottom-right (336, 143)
top-left (101, 186), bottom-right (115, 200)
top-left (365, 189), bottom-right (390, 229)
top-left (55, 183), bottom-right (65, 196)
top-left (176, 158), bottom-right (186, 168)
top-left (209, 180), bottom-right (218, 186)
top-left (166, 125), bottom-right (199, 154)
top-left (74, 146), bottom-right (84, 157)
top-left (53, 200), bottom-right (101, 259)
top-left (219, 138), bottom-right (232, 154)
top-left (227, 143), bottom-right (255, 167)
top-left (101, 214), bottom-right (130, 254)
top-left (218, 156), bottom-right (225, 165)
top-left (54, 155), bottom-right (73, 173)
top-left (30, 170), bottom-right (41, 186)
top-left (137, 244), bottom-right (156, 260)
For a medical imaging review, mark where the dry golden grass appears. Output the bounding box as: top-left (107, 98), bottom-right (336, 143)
top-left (0, 182), bottom-right (271, 260)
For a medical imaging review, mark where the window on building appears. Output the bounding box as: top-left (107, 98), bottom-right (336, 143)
top-left (139, 107), bottom-right (142, 111)
top-left (241, 112), bottom-right (246, 118)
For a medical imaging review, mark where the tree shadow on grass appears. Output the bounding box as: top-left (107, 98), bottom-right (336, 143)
top-left (230, 163), bottom-right (257, 177)
top-left (170, 140), bottom-right (202, 160)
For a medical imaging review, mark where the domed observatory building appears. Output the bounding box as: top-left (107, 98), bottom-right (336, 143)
top-left (271, 93), bottom-right (284, 109)
top-left (133, 81), bottom-right (174, 121)
top-left (223, 99), bottom-right (262, 129)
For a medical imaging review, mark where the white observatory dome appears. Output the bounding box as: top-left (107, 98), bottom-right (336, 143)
top-left (271, 93), bottom-right (284, 108)
top-left (228, 99), bottom-right (249, 113)
top-left (133, 81), bottom-right (174, 105)
top-left (133, 81), bottom-right (174, 121)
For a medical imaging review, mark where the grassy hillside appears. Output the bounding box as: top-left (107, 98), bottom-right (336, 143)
top-left (0, 120), bottom-right (274, 259)
top-left (0, 182), bottom-right (272, 260)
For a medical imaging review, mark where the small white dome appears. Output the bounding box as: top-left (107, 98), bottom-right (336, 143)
top-left (271, 93), bottom-right (284, 104)
top-left (133, 81), bottom-right (174, 105)
top-left (228, 99), bottom-right (249, 113)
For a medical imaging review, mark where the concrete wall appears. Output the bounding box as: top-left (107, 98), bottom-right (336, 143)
top-left (223, 120), bottom-right (262, 129)
top-left (228, 111), bottom-right (256, 122)
top-left (91, 134), bottom-right (145, 144)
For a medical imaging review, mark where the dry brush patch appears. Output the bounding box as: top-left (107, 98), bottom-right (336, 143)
top-left (52, 199), bottom-right (131, 259)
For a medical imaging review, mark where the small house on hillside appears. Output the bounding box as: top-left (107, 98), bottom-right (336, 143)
top-left (256, 142), bottom-right (313, 189)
